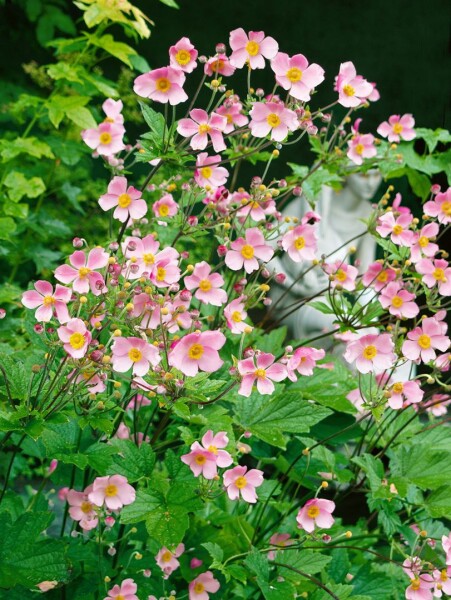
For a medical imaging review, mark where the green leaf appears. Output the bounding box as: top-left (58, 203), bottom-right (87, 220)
top-left (107, 439), bottom-right (156, 482)
top-left (90, 34), bottom-right (137, 66)
top-left (277, 550), bottom-right (332, 578)
top-left (120, 488), bottom-right (162, 524)
top-left (47, 62), bottom-right (83, 83)
top-left (140, 101), bottom-right (166, 138)
top-left (1, 137), bottom-right (54, 161)
top-left (145, 504), bottom-right (189, 546)
top-left (202, 542), bottom-right (224, 568)
top-left (405, 168), bottom-right (431, 200)
top-left (129, 54), bottom-right (151, 73)
top-left (415, 127), bottom-right (451, 153)
top-left (0, 353), bottom-right (31, 402)
top-left (158, 0), bottom-right (179, 7)
top-left (66, 106), bottom-right (97, 129)
top-left (425, 485), bottom-right (451, 518)
top-left (3, 202), bottom-right (29, 219)
top-left (47, 95), bottom-right (91, 128)
top-left (288, 162), bottom-right (309, 179)
top-left (0, 217), bottom-right (17, 239)
top-left (4, 171), bottom-right (45, 202)
top-left (392, 445), bottom-right (451, 490)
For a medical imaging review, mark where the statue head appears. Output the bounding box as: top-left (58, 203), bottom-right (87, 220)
top-left (346, 169), bottom-right (382, 201)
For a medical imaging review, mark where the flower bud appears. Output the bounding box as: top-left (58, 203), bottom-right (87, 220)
top-left (430, 184), bottom-right (441, 195)
top-left (0, 308), bottom-right (5, 319)
top-left (187, 216), bottom-right (198, 227)
top-left (275, 273), bottom-right (286, 284)
top-left (34, 324), bottom-right (44, 334)
top-left (217, 244), bottom-right (227, 257)
top-left (72, 237), bottom-right (84, 248)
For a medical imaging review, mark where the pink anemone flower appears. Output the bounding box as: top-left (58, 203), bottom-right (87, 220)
top-left (268, 533), bottom-right (294, 560)
top-left (81, 122), bottom-right (125, 156)
top-left (225, 227), bottom-right (274, 274)
top-left (249, 101), bottom-right (298, 142)
top-left (181, 442), bottom-right (219, 479)
top-left (99, 176), bottom-right (147, 223)
top-left (104, 578), bottom-right (139, 600)
top-left (324, 261), bottom-right (358, 291)
top-left (57, 318), bottom-right (92, 359)
top-left (123, 234), bottom-right (160, 279)
top-left (410, 223), bottom-right (439, 263)
top-left (229, 28), bottom-right (278, 70)
top-left (387, 380), bottom-right (424, 410)
top-left (189, 571), bottom-right (220, 600)
top-left (424, 188), bottom-right (451, 224)
top-left (168, 330), bottom-right (226, 376)
top-left (22, 281), bottom-right (71, 323)
top-left (377, 114), bottom-right (416, 143)
top-left (296, 498), bottom-right (335, 533)
top-left (54, 247), bottom-right (109, 296)
top-left (376, 212), bottom-right (414, 246)
top-left (344, 333), bottom-right (396, 374)
top-left (405, 575), bottom-right (434, 600)
top-left (347, 133), bottom-right (377, 165)
top-left (402, 317), bottom-right (450, 363)
top-left (379, 282), bottom-right (419, 318)
top-left (282, 223), bottom-right (317, 262)
top-left (237, 352), bottom-right (287, 397)
top-left (177, 109), bottom-right (227, 153)
top-left (416, 258), bottom-right (451, 296)
top-left (224, 296), bottom-right (251, 334)
top-left (66, 488), bottom-right (98, 530)
top-left (223, 465), bottom-right (264, 503)
top-left (204, 54), bottom-right (236, 77)
top-left (169, 37), bottom-right (198, 73)
top-left (152, 193), bottom-right (178, 218)
top-left (88, 475), bottom-right (136, 511)
top-left (112, 337), bottom-right (161, 377)
top-left (185, 261), bottom-right (227, 306)
top-left (156, 543), bottom-right (185, 576)
top-left (335, 61), bottom-right (374, 107)
top-left (287, 347), bottom-right (325, 380)
top-left (361, 261), bottom-right (397, 291)
top-left (194, 153), bottom-right (229, 189)
top-left (216, 100), bottom-right (248, 133)
top-left (102, 98), bottom-right (124, 125)
top-left (271, 52), bottom-right (325, 101)
top-left (134, 66), bottom-right (188, 105)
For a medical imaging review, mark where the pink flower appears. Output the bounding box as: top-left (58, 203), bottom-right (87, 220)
top-left (200, 430), bottom-right (233, 467)
top-left (268, 533), bottom-right (294, 560)
top-left (102, 98), bottom-right (123, 125)
top-left (416, 258), bottom-right (451, 296)
top-left (347, 133), bottom-right (377, 165)
top-left (204, 54), bottom-right (236, 77)
top-left (379, 282), bottom-right (419, 318)
top-left (134, 66), bottom-right (188, 105)
top-left (89, 475), bottom-right (136, 511)
top-left (112, 337), bottom-right (161, 376)
top-left (181, 442), bottom-right (219, 479)
top-left (405, 575), bottom-right (434, 600)
top-left (424, 188), bottom-right (451, 224)
top-left (185, 261), bottom-right (227, 306)
top-left (249, 101), bottom-right (298, 142)
top-left (151, 247), bottom-right (181, 288)
top-left (168, 330), bottom-right (225, 376)
top-left (287, 347), bottom-right (325, 380)
top-left (324, 261), bottom-right (358, 291)
top-left (123, 234), bottom-right (160, 279)
top-left (229, 28), bottom-right (278, 70)
top-left (223, 465), bottom-right (264, 503)
top-left (387, 380), bottom-right (424, 409)
top-left (155, 543), bottom-right (185, 576)
top-left (169, 37), bottom-right (198, 73)
top-left (296, 498), bottom-right (335, 533)
top-left (178, 109), bottom-right (227, 153)
top-left (99, 176), bottom-right (147, 223)
top-left (194, 153), bottom-right (229, 189)
top-left (433, 567), bottom-right (451, 596)
top-left (224, 296), bottom-right (251, 334)
top-left (225, 227), bottom-right (274, 274)
top-left (22, 281), bottom-right (71, 323)
top-left (189, 571), bottom-right (220, 600)
top-left (216, 100), bottom-right (248, 133)
top-left (37, 581), bottom-right (58, 592)
top-left (376, 212), bottom-right (414, 246)
top-left (362, 261), bottom-right (397, 291)
top-left (82, 122), bottom-right (125, 156)
top-left (190, 558), bottom-right (203, 569)
top-left (344, 333), bottom-right (396, 374)
top-left (237, 352), bottom-right (287, 397)
top-left (57, 318), bottom-right (91, 359)
top-left (104, 578), bottom-right (139, 600)
top-left (153, 193), bottom-right (178, 218)
top-left (402, 317), bottom-right (450, 363)
top-left (55, 247), bottom-right (109, 296)
top-left (271, 52), bottom-right (324, 101)
top-left (335, 61), bottom-right (374, 107)
top-left (67, 488), bottom-right (98, 530)
top-left (410, 223), bottom-right (439, 263)
top-left (282, 224), bottom-right (317, 262)
top-left (377, 114), bottom-right (416, 143)
top-left (442, 532), bottom-right (451, 564)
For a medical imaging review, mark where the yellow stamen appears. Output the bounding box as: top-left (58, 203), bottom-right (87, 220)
top-left (188, 343), bottom-right (204, 360)
top-left (69, 332), bottom-right (85, 350)
top-left (362, 345), bottom-right (377, 360)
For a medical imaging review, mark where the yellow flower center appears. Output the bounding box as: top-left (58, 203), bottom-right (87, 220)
top-left (82, 370), bottom-right (95, 380)
top-left (362, 345), bottom-right (377, 360)
top-left (355, 143), bottom-right (364, 155)
top-left (128, 348), bottom-right (143, 363)
top-left (246, 40), bottom-right (260, 56)
top-left (392, 123), bottom-right (404, 134)
top-left (391, 295), bottom-right (404, 308)
top-left (207, 445), bottom-right (218, 454)
top-left (99, 132), bottom-right (112, 145)
top-left (43, 295), bottom-right (55, 306)
top-left (442, 201), bottom-right (451, 215)
top-left (105, 484), bottom-right (118, 497)
top-left (335, 269), bottom-right (347, 282)
top-left (159, 204), bottom-right (169, 216)
top-left (418, 334), bottom-right (431, 349)
top-left (194, 582), bottom-right (205, 594)
top-left (441, 569), bottom-right (448, 582)
top-left (69, 332), bottom-right (85, 350)
top-left (198, 124), bottom-right (211, 134)
top-left (307, 505), bottom-right (320, 519)
top-left (343, 84), bottom-right (355, 97)
top-left (156, 267), bottom-right (166, 281)
top-left (175, 49), bottom-right (191, 66)
top-left (81, 501), bottom-right (93, 514)
top-left (410, 579), bottom-right (420, 591)
top-left (392, 382), bottom-right (404, 394)
top-left (161, 550), bottom-right (173, 562)
top-left (377, 270), bottom-right (388, 282)
top-left (266, 113), bottom-right (281, 128)
top-left (235, 475), bottom-right (247, 489)
top-left (78, 267), bottom-right (91, 278)
top-left (103, 117), bottom-right (115, 123)
top-left (418, 236), bottom-right (429, 248)
top-left (195, 454), bottom-right (206, 465)
top-left (156, 77), bottom-right (171, 92)
top-left (226, 113), bottom-right (233, 124)
top-left (254, 368), bottom-right (266, 378)
top-left (199, 279), bottom-right (212, 292)
top-left (241, 244), bottom-right (255, 259)
top-left (294, 236), bottom-right (305, 250)
top-left (116, 596), bottom-right (125, 600)
top-left (143, 253), bottom-right (155, 265)
top-left (118, 193), bottom-right (132, 208)
top-left (231, 311), bottom-right (242, 323)
top-left (188, 343), bottom-right (204, 360)
top-left (210, 59), bottom-right (225, 72)
top-left (286, 67), bottom-right (302, 82)
top-left (433, 267), bottom-right (446, 282)
top-left (392, 224), bottom-right (403, 235)
top-left (200, 166), bottom-right (213, 179)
